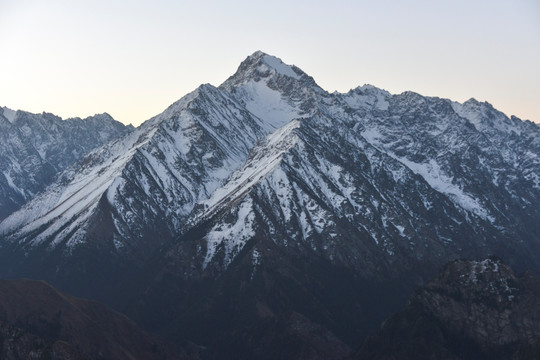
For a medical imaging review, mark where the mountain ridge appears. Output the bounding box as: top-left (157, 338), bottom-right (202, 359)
top-left (0, 107), bottom-right (133, 221)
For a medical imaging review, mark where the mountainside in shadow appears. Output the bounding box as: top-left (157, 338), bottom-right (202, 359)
top-left (353, 257), bottom-right (540, 360)
top-left (0, 278), bottom-right (191, 360)
top-left (0, 51), bottom-right (539, 359)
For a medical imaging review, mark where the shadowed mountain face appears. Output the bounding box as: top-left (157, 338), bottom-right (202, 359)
top-left (0, 52), bottom-right (539, 358)
top-left (353, 258), bottom-right (540, 360)
top-left (132, 242), bottom-right (416, 360)
top-left (0, 279), bottom-right (191, 360)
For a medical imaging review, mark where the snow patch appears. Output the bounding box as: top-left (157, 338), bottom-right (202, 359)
top-left (397, 157), bottom-right (493, 221)
top-left (239, 80), bottom-right (302, 131)
top-left (344, 86), bottom-right (390, 111)
top-left (112, 235), bottom-right (124, 250)
top-left (252, 248), bottom-right (261, 267)
top-left (3, 171), bottom-right (26, 198)
top-left (361, 127), bottom-right (494, 221)
top-left (204, 198), bottom-right (256, 269)
top-left (1, 107), bottom-right (17, 123)
top-left (266, 167), bottom-right (294, 222)
top-left (250, 248), bottom-right (261, 280)
top-left (394, 224), bottom-right (406, 236)
top-left (107, 176), bottom-right (124, 204)
top-left (262, 55), bottom-right (300, 79)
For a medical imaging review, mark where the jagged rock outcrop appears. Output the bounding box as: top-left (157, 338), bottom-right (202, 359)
top-left (354, 258), bottom-right (540, 360)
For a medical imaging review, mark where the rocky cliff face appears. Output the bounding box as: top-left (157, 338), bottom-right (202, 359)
top-left (354, 258), bottom-right (540, 360)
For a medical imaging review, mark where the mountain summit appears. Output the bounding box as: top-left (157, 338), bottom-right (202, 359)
top-left (0, 52), bottom-right (539, 359)
top-left (222, 51), bottom-right (309, 86)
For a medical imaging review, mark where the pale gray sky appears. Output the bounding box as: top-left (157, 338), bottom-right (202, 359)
top-left (1, 0), bottom-right (539, 126)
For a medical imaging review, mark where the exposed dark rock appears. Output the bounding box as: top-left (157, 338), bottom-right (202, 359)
top-left (353, 258), bottom-right (540, 360)
top-left (0, 279), bottom-right (192, 360)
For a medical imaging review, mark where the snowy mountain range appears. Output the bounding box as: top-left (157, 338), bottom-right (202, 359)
top-left (0, 51), bottom-right (539, 359)
top-left (0, 107), bottom-right (132, 220)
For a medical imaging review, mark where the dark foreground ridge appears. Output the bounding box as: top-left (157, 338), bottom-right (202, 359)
top-left (353, 258), bottom-right (540, 360)
top-left (0, 279), bottom-right (191, 360)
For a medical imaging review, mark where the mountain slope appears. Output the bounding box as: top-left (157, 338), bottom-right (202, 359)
top-left (0, 278), bottom-right (189, 360)
top-left (0, 107), bottom-right (132, 220)
top-left (174, 70), bottom-right (540, 280)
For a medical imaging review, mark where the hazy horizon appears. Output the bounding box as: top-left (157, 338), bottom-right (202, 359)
top-left (1, 0), bottom-right (539, 126)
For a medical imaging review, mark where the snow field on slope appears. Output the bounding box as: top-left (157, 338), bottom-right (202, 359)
top-left (204, 197), bottom-right (256, 269)
top-left (199, 120), bottom-right (301, 218)
top-left (262, 55), bottom-right (301, 80)
top-left (451, 101), bottom-right (522, 135)
top-left (238, 80), bottom-right (302, 131)
top-left (0, 125), bottom-right (154, 242)
top-left (1, 107), bottom-right (17, 123)
top-left (361, 127), bottom-right (494, 221)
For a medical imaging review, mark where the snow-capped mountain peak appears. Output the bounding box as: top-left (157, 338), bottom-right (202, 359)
top-left (343, 85), bottom-right (391, 111)
top-left (221, 51), bottom-right (316, 90)
top-left (451, 98), bottom-right (524, 135)
top-left (218, 52), bottom-right (324, 133)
